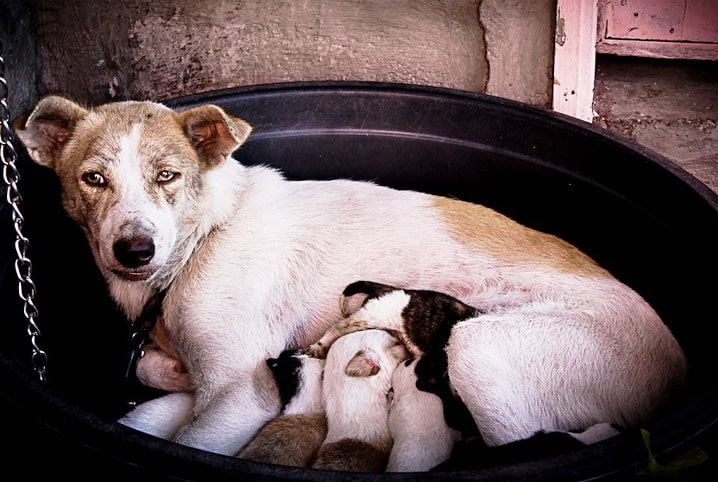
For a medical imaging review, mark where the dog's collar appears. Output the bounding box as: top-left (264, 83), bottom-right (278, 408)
top-left (124, 289), bottom-right (167, 388)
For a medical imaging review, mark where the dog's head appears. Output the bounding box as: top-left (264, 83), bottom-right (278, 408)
top-left (13, 96), bottom-right (252, 283)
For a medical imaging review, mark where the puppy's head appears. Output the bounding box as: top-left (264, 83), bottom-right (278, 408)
top-left (13, 96), bottom-right (252, 282)
top-left (267, 348), bottom-right (325, 413)
top-left (333, 330), bottom-right (408, 380)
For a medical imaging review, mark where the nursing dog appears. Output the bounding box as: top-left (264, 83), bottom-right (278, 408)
top-left (13, 96), bottom-right (688, 457)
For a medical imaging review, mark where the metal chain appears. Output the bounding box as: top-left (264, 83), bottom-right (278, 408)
top-left (0, 37), bottom-right (48, 383)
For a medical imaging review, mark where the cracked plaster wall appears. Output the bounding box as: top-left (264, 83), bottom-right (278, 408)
top-left (8, 0), bottom-right (554, 110)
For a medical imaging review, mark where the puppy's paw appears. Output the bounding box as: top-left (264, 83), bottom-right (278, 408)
top-left (136, 344), bottom-right (196, 392)
top-left (305, 342), bottom-right (328, 359)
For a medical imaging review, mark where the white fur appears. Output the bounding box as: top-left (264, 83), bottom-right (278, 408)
top-left (118, 392), bottom-right (194, 440)
top-left (321, 330), bottom-right (407, 446)
top-left (16, 98), bottom-right (688, 457)
top-left (311, 329), bottom-right (408, 470)
top-left (237, 352), bottom-right (326, 466)
top-left (283, 354), bottom-right (325, 415)
top-left (386, 358), bottom-right (461, 472)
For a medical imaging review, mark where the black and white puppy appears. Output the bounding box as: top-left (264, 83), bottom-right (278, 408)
top-left (238, 349), bottom-right (326, 467)
top-left (308, 280), bottom-right (481, 436)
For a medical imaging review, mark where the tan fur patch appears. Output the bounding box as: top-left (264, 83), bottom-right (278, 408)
top-left (239, 412), bottom-right (327, 467)
top-left (150, 316), bottom-right (180, 359)
top-left (432, 195), bottom-right (611, 278)
top-left (312, 439), bottom-right (390, 472)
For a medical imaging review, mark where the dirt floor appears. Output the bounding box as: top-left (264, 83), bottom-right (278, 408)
top-left (593, 55), bottom-right (718, 194)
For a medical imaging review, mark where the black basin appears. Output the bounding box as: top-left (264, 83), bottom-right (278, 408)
top-left (1, 81), bottom-right (717, 480)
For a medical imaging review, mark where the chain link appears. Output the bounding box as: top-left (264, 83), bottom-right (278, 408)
top-left (0, 37), bottom-right (48, 383)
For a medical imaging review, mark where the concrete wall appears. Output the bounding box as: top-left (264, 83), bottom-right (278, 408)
top-left (1, 0), bottom-right (38, 121)
top-left (482, 0), bottom-right (555, 106)
top-left (4, 0), bottom-right (554, 117)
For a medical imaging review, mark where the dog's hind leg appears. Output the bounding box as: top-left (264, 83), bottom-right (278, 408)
top-left (445, 308), bottom-right (685, 447)
top-left (135, 344), bottom-right (196, 392)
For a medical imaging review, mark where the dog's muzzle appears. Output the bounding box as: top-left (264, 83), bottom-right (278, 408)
top-left (113, 235), bottom-right (155, 268)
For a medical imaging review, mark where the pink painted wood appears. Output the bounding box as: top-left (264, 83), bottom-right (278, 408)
top-left (597, 0), bottom-right (718, 60)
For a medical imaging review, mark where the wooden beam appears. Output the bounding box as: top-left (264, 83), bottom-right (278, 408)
top-left (553, 0), bottom-right (598, 122)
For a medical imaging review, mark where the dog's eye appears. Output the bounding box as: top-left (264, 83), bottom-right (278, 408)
top-left (157, 170), bottom-right (177, 183)
top-left (82, 171), bottom-right (106, 186)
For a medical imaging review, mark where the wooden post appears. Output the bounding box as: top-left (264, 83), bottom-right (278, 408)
top-left (553, 0), bottom-right (598, 123)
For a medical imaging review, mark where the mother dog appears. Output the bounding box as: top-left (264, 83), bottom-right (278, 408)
top-left (13, 96), bottom-right (687, 456)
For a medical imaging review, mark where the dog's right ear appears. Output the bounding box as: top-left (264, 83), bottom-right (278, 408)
top-left (12, 96), bottom-right (89, 170)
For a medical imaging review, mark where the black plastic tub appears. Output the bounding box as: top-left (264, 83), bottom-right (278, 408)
top-left (1, 82), bottom-right (717, 481)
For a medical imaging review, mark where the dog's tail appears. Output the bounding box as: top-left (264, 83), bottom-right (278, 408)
top-left (340, 280), bottom-right (399, 317)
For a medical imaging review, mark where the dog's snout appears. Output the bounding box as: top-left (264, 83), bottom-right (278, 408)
top-left (113, 236), bottom-right (156, 268)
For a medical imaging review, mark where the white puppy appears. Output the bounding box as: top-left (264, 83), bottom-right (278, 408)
top-left (311, 330), bottom-right (408, 472)
top-left (386, 358), bottom-right (462, 472)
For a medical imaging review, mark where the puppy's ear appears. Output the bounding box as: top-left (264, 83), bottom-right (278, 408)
top-left (177, 105), bottom-right (252, 167)
top-left (12, 96), bottom-right (89, 170)
top-left (340, 281), bottom-right (397, 317)
top-left (345, 349), bottom-right (381, 377)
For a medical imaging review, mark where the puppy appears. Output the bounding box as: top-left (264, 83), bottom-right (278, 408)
top-left (386, 358), bottom-right (462, 472)
top-left (309, 280), bottom-right (481, 436)
top-left (14, 96), bottom-right (687, 455)
top-left (311, 330), bottom-right (408, 472)
top-left (310, 280), bottom-right (483, 360)
top-left (238, 349), bottom-right (327, 467)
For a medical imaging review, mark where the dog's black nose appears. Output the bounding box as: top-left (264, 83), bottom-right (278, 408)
top-left (114, 236), bottom-right (155, 268)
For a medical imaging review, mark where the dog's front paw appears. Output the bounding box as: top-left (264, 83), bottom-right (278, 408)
top-left (305, 342), bottom-right (328, 359)
top-left (136, 344), bottom-right (197, 392)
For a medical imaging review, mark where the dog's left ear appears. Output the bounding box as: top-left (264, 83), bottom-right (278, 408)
top-left (177, 105), bottom-right (252, 167)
